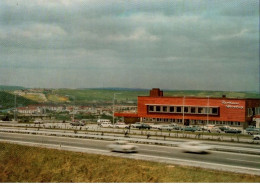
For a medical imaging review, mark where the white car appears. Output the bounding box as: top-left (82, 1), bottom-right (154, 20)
top-left (107, 141), bottom-right (138, 153)
top-left (150, 124), bottom-right (162, 129)
top-left (253, 135), bottom-right (260, 140)
top-left (100, 122), bottom-right (113, 128)
top-left (178, 141), bottom-right (212, 153)
top-left (114, 122), bottom-right (130, 129)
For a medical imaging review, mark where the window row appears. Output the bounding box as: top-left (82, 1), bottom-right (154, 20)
top-left (142, 118), bottom-right (241, 126)
top-left (148, 105), bottom-right (219, 115)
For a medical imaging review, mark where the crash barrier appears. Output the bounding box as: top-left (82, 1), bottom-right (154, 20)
top-left (0, 128), bottom-right (260, 155)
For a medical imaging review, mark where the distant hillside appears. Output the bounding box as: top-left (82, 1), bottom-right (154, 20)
top-left (0, 85), bottom-right (26, 91)
top-left (46, 88), bottom-right (260, 105)
top-left (0, 91), bottom-right (37, 110)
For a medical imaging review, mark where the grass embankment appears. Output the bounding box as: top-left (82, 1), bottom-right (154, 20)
top-left (0, 142), bottom-right (259, 182)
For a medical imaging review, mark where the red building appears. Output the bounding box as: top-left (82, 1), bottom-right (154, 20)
top-left (115, 88), bottom-right (260, 128)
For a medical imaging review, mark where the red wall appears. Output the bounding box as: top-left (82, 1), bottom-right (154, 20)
top-left (137, 96), bottom-right (258, 122)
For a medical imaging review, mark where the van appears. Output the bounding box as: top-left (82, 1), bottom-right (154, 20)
top-left (97, 119), bottom-right (111, 125)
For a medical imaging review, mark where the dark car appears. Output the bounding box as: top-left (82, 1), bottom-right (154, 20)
top-left (219, 126), bottom-right (231, 131)
top-left (136, 123), bottom-right (151, 130)
top-left (70, 121), bottom-right (85, 126)
top-left (224, 129), bottom-right (241, 134)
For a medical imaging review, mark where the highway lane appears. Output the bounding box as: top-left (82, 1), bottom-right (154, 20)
top-left (0, 126), bottom-right (259, 151)
top-left (0, 132), bottom-right (260, 172)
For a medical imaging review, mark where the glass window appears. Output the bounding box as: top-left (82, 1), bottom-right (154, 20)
top-left (169, 106), bottom-right (174, 112)
top-left (184, 107), bottom-right (189, 113)
top-left (212, 108), bottom-right (218, 115)
top-left (149, 106), bottom-right (154, 112)
top-left (198, 107), bottom-right (203, 114)
top-left (163, 106), bottom-right (167, 112)
top-left (156, 106), bottom-right (161, 112)
top-left (191, 107), bottom-right (195, 113)
top-left (177, 106), bottom-right (182, 112)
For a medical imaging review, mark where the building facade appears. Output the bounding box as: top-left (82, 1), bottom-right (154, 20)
top-left (115, 88), bottom-right (260, 128)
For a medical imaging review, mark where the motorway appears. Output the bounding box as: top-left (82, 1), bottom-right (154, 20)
top-left (0, 132), bottom-right (260, 176)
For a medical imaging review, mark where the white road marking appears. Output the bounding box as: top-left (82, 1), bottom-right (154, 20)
top-left (135, 153), bottom-right (260, 172)
top-left (224, 158), bottom-right (260, 164)
top-left (138, 148), bottom-right (171, 153)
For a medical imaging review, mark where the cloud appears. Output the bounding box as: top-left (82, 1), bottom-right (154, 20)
top-left (0, 0), bottom-right (259, 91)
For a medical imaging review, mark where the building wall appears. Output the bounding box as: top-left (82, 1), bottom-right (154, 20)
top-left (137, 96), bottom-right (255, 122)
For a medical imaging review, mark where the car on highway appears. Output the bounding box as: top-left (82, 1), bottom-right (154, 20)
top-left (107, 141), bottom-right (138, 153)
top-left (224, 128), bottom-right (242, 134)
top-left (253, 134), bottom-right (260, 140)
top-left (178, 141), bottom-right (212, 153)
top-left (114, 122), bottom-right (130, 129)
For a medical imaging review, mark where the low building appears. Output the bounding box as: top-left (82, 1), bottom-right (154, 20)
top-left (115, 88), bottom-right (260, 128)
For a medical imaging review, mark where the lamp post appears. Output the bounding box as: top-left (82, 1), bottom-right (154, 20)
top-left (182, 96), bottom-right (185, 126)
top-left (14, 94), bottom-right (17, 122)
top-left (206, 96), bottom-right (210, 126)
top-left (66, 95), bottom-right (76, 122)
top-left (113, 93), bottom-right (121, 128)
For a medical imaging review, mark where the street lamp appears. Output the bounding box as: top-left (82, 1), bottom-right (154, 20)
top-left (66, 95), bottom-right (76, 122)
top-left (113, 93), bottom-right (121, 127)
top-left (182, 96), bottom-right (185, 126)
top-left (206, 96), bottom-right (210, 125)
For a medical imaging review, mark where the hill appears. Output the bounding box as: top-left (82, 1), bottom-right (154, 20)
top-left (45, 88), bottom-right (260, 105)
top-left (0, 85), bottom-right (26, 91)
top-left (0, 91), bottom-right (38, 110)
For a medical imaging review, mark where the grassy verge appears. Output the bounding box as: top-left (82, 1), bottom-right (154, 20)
top-left (0, 142), bottom-right (259, 182)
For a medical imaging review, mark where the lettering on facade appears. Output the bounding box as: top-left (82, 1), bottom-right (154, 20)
top-left (222, 100), bottom-right (239, 105)
top-left (222, 101), bottom-right (243, 109)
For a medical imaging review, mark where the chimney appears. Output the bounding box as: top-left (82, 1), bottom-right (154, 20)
top-left (150, 88), bottom-right (164, 97)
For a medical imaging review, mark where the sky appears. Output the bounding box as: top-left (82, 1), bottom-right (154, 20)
top-left (0, 0), bottom-right (259, 92)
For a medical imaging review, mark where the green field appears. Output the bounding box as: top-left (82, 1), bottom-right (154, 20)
top-left (0, 142), bottom-right (259, 182)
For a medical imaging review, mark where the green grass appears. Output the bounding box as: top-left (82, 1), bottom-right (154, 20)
top-left (0, 142), bottom-right (259, 182)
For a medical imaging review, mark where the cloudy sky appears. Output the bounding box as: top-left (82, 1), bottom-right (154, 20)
top-left (0, 0), bottom-right (259, 91)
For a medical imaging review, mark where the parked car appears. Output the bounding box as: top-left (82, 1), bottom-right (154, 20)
top-left (253, 134), bottom-right (260, 140)
top-left (114, 122), bottom-right (130, 129)
top-left (99, 122), bottom-right (113, 128)
top-left (246, 126), bottom-right (260, 135)
top-left (181, 126), bottom-right (197, 132)
top-left (70, 121), bottom-right (85, 126)
top-left (219, 126), bottom-right (231, 131)
top-left (150, 124), bottom-right (163, 129)
top-left (224, 128), bottom-right (242, 134)
top-left (131, 122), bottom-right (142, 128)
top-left (208, 127), bottom-right (221, 133)
top-left (158, 125), bottom-right (175, 131)
top-left (135, 123), bottom-right (151, 130)
top-left (178, 141), bottom-right (212, 153)
top-left (97, 119), bottom-right (111, 125)
top-left (107, 141), bottom-right (138, 153)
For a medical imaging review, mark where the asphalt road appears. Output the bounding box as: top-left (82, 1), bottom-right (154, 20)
top-left (0, 132), bottom-right (260, 175)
